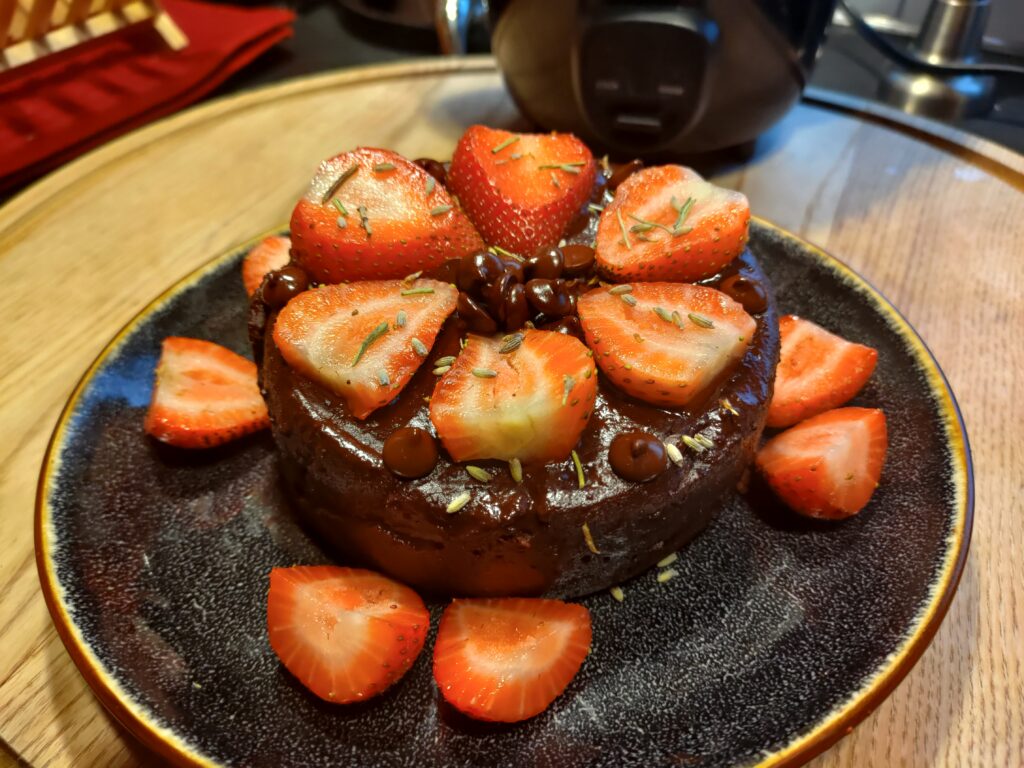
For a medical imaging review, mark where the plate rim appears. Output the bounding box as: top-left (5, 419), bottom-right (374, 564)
top-left (34, 218), bottom-right (974, 768)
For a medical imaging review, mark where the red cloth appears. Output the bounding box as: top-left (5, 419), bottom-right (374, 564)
top-left (0, 0), bottom-right (294, 193)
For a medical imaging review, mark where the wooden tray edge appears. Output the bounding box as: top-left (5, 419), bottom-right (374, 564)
top-left (3, 57), bottom-right (1024, 244)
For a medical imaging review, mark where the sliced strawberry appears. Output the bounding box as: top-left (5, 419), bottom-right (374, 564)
top-left (144, 337), bottom-right (269, 449)
top-left (756, 407), bottom-right (888, 519)
top-left (428, 329), bottom-right (597, 463)
top-left (273, 279), bottom-right (457, 419)
top-left (242, 235), bottom-right (291, 297)
top-left (433, 598), bottom-right (591, 723)
top-left (267, 566), bottom-right (429, 703)
top-left (290, 148), bottom-right (483, 283)
top-left (577, 283), bottom-right (756, 408)
top-left (768, 315), bottom-right (878, 428)
top-left (447, 125), bottom-right (597, 256)
top-left (595, 165), bottom-right (750, 282)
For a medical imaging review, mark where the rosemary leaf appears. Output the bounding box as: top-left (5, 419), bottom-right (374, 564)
top-left (351, 321), bottom-right (389, 366)
top-left (321, 165), bottom-right (358, 203)
top-left (491, 135), bottom-right (521, 154)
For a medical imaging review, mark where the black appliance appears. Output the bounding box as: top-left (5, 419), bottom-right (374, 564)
top-left (488, 0), bottom-right (837, 155)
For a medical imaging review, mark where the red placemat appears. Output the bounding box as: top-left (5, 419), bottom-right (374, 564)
top-left (0, 0), bottom-right (295, 193)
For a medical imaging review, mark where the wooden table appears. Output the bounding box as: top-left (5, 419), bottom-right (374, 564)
top-left (0, 57), bottom-right (1021, 767)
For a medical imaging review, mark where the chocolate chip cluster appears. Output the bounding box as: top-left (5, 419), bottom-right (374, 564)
top-left (444, 245), bottom-right (598, 335)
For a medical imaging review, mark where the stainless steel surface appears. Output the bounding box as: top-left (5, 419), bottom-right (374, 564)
top-left (880, 0), bottom-right (996, 118)
top-left (914, 0), bottom-right (990, 63)
top-left (831, 10), bottom-right (1024, 59)
top-left (882, 68), bottom-right (996, 117)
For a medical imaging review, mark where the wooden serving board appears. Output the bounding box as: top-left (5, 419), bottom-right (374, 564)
top-left (0, 57), bottom-right (1021, 767)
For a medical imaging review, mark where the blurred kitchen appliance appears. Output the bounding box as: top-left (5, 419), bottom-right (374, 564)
top-left (484, 0), bottom-right (837, 155)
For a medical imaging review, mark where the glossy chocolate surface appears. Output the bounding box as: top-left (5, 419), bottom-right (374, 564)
top-left (257, 239), bottom-right (779, 596)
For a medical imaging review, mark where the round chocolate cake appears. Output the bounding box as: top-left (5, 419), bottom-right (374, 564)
top-left (252, 130), bottom-right (780, 598)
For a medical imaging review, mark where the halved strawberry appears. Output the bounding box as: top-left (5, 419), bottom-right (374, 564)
top-left (447, 126), bottom-right (597, 256)
top-left (433, 598), bottom-right (591, 723)
top-left (577, 283), bottom-right (756, 408)
top-left (595, 165), bottom-right (750, 282)
top-left (755, 407), bottom-right (888, 519)
top-left (273, 279), bottom-right (457, 419)
top-left (290, 148), bottom-right (483, 283)
top-left (144, 337), bottom-right (269, 448)
top-left (242, 235), bottom-right (291, 297)
top-left (428, 329), bottom-right (597, 463)
top-left (768, 315), bottom-right (878, 428)
top-left (267, 566), bottom-right (429, 703)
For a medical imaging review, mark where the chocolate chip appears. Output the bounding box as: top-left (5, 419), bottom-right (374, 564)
top-left (500, 258), bottom-right (526, 284)
top-left (503, 282), bottom-right (530, 331)
top-left (484, 272), bottom-right (516, 320)
top-left (425, 258), bottom-right (460, 285)
top-left (607, 159), bottom-right (644, 190)
top-left (262, 265), bottom-right (309, 309)
top-left (413, 158), bottom-right (447, 185)
top-left (718, 274), bottom-right (768, 314)
top-left (457, 250), bottom-right (505, 294)
top-left (608, 431), bottom-right (668, 482)
top-left (526, 248), bottom-right (564, 280)
top-left (525, 279), bottom-right (573, 317)
top-left (382, 427), bottom-right (439, 479)
top-left (561, 244), bottom-right (596, 277)
top-left (457, 291), bottom-right (499, 334)
top-left (540, 315), bottom-right (584, 339)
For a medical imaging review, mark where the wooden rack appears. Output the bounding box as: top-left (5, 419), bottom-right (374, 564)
top-left (0, 0), bottom-right (187, 73)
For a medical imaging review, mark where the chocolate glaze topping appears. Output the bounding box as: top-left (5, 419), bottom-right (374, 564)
top-left (254, 161), bottom-right (780, 598)
top-left (608, 432), bottom-right (668, 482)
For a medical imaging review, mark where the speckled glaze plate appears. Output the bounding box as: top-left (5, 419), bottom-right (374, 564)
top-left (36, 219), bottom-right (972, 768)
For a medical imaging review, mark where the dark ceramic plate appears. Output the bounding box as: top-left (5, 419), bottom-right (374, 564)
top-left (36, 220), bottom-right (972, 768)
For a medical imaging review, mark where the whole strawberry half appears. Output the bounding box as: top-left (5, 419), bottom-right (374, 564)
top-left (267, 566), bottom-right (429, 703)
top-left (577, 283), bottom-right (756, 408)
top-left (428, 329), bottom-right (597, 463)
top-left (447, 125), bottom-right (597, 256)
top-left (290, 148), bottom-right (483, 283)
top-left (144, 337), bottom-right (269, 449)
top-left (242, 235), bottom-right (291, 297)
top-left (768, 315), bottom-right (878, 428)
top-left (595, 165), bottom-right (750, 282)
top-left (433, 597), bottom-right (592, 723)
top-left (273, 278), bottom-right (458, 419)
top-left (756, 407), bottom-right (888, 519)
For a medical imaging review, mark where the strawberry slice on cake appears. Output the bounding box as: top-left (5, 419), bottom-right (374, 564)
top-left (429, 329), bottom-right (597, 463)
top-left (290, 148), bottom-right (483, 283)
top-left (577, 283), bottom-right (756, 408)
top-left (595, 165), bottom-right (750, 282)
top-left (447, 126), bottom-right (597, 256)
top-left (273, 279), bottom-right (458, 419)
